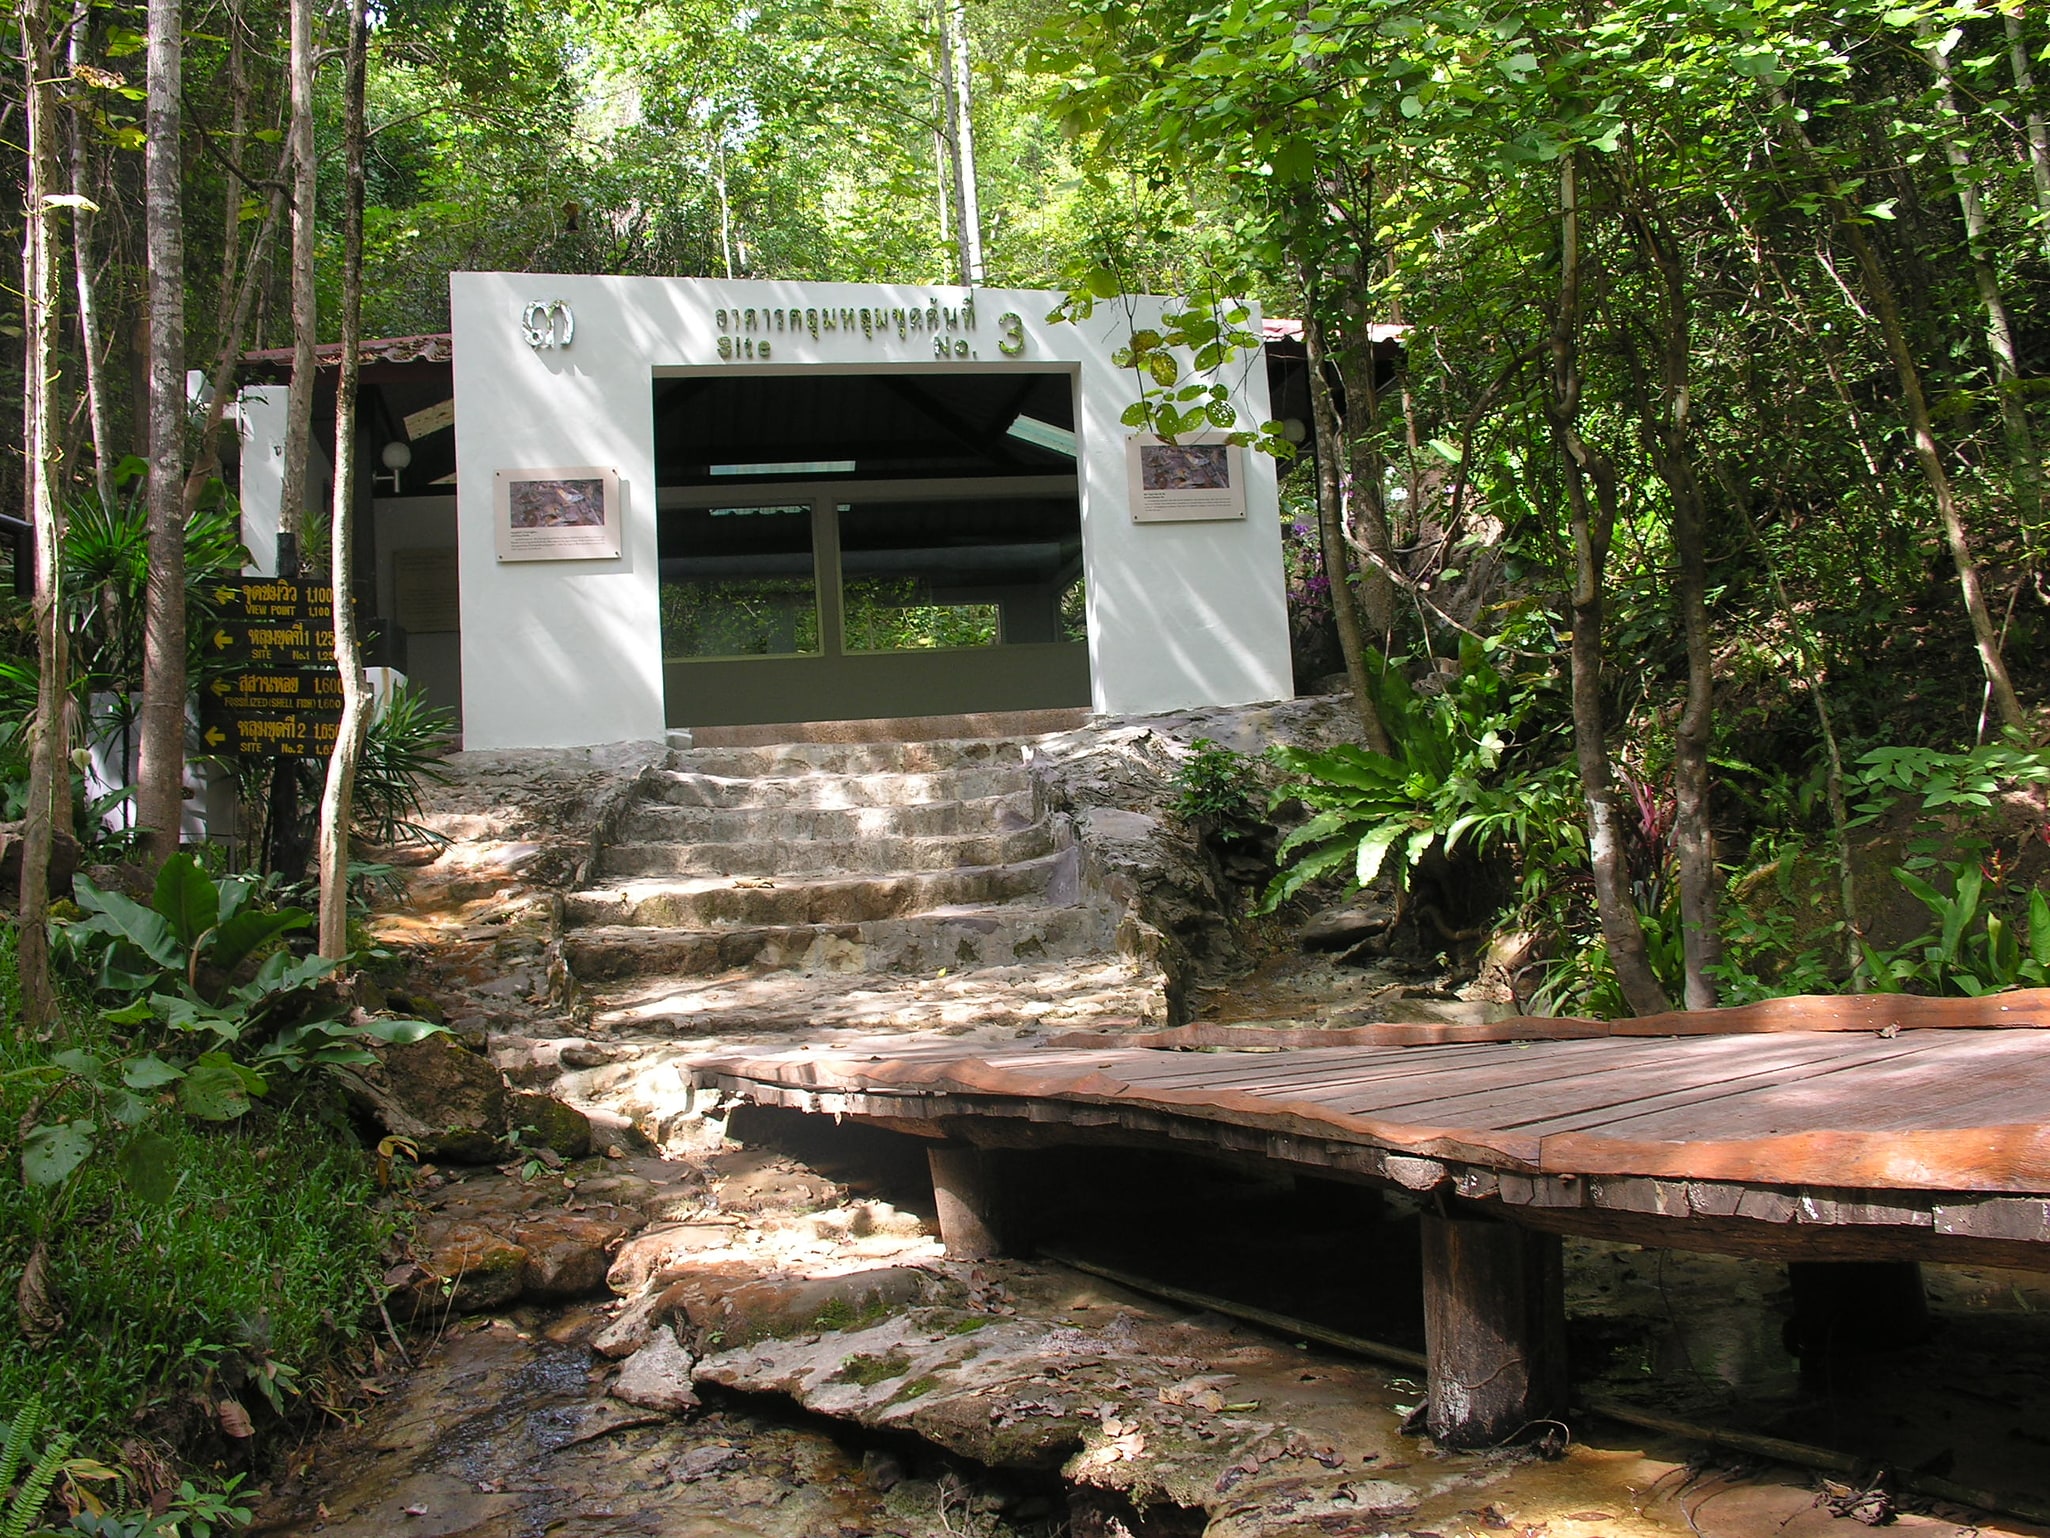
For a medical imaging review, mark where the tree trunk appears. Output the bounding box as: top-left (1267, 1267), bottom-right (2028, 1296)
top-left (318, 0), bottom-right (373, 960)
top-left (1304, 304), bottom-right (1393, 755)
top-left (1839, 214), bottom-right (2025, 734)
top-left (18, 0), bottom-right (70, 1035)
top-left (1775, 97), bottom-right (2027, 733)
top-left (1541, 155), bottom-right (1670, 1018)
top-left (278, 0), bottom-right (318, 579)
top-left (66, 0), bottom-right (112, 513)
top-left (1924, 25), bottom-right (2041, 519)
top-left (1626, 203), bottom-right (1722, 1009)
top-left (137, 0), bottom-right (186, 869)
top-left (939, 0), bottom-right (984, 285)
top-left (2007, 13), bottom-right (2050, 259)
top-left (177, 5), bottom-right (285, 516)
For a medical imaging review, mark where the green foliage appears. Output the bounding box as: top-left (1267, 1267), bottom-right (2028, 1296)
top-left (1, 1397), bottom-right (73, 1538)
top-left (1859, 863), bottom-right (2050, 997)
top-left (351, 683), bottom-right (457, 849)
top-left (1262, 639), bottom-right (1573, 913)
top-left (1848, 736), bottom-right (2050, 829)
top-left (0, 937), bottom-right (391, 1448)
top-left (1171, 738), bottom-right (1262, 825)
top-left (15, 857), bottom-right (441, 1195)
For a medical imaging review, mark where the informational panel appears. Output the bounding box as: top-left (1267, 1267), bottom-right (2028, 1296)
top-left (1125, 434), bottom-right (1248, 522)
top-left (493, 466), bottom-right (622, 561)
top-left (394, 547), bottom-right (461, 632)
top-left (197, 579), bottom-right (344, 755)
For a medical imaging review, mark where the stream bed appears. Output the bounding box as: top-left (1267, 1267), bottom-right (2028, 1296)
top-left (250, 1117), bottom-right (2050, 1538)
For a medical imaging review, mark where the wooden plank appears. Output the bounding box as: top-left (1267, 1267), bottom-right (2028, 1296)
top-left (1207, 1035), bottom-right (1688, 1108)
top-left (1544, 1031), bottom-right (1971, 1141)
top-left (1541, 1121), bottom-right (2050, 1192)
top-left (1494, 1034), bottom-right (1878, 1135)
top-left (1320, 1033), bottom-right (1868, 1131)
top-left (1047, 988), bottom-right (2050, 1051)
top-left (1105, 1038), bottom-right (1551, 1091)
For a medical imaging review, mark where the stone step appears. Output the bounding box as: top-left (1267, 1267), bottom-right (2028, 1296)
top-left (597, 822), bottom-right (1060, 879)
top-left (565, 850), bottom-right (1076, 930)
top-left (669, 738), bottom-right (1031, 779)
top-left (562, 901), bottom-right (1113, 984)
top-left (614, 790), bottom-right (1041, 847)
top-left (569, 955), bottom-right (1161, 1048)
top-left (639, 764), bottom-right (1032, 811)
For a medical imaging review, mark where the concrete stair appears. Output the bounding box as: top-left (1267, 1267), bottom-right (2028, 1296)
top-left (563, 733), bottom-right (1159, 1041)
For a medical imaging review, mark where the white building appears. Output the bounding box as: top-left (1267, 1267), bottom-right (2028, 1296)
top-left (238, 275), bottom-right (1297, 751)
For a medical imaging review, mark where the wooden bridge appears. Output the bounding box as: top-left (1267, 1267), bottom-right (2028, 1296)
top-left (692, 989), bottom-right (2050, 1447)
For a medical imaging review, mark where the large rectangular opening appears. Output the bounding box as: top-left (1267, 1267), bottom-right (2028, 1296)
top-left (654, 370), bottom-right (1089, 728)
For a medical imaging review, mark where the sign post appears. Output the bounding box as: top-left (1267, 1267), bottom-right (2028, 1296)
top-left (196, 581), bottom-right (345, 757)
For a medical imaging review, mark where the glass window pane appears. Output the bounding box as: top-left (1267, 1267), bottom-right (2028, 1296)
top-left (838, 496), bottom-right (1083, 654)
top-left (661, 504), bottom-right (819, 659)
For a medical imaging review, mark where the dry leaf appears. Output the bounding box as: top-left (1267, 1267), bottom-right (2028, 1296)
top-left (216, 1399), bottom-right (253, 1439)
top-left (17, 1238), bottom-right (62, 1345)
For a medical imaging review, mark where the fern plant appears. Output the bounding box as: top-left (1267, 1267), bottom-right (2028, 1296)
top-left (2, 1396), bottom-right (73, 1538)
top-left (1261, 639), bottom-right (1571, 914)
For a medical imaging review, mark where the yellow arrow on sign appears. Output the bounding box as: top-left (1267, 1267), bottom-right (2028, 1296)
top-left (209, 679), bottom-right (231, 697)
top-left (214, 586), bottom-right (236, 604)
top-left (203, 726), bottom-right (226, 749)
top-left (212, 630), bottom-right (231, 650)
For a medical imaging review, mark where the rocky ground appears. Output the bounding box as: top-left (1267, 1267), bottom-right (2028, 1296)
top-left (254, 705), bottom-right (2050, 1538)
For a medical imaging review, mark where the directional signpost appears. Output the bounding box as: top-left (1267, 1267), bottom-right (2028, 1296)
top-left (197, 580), bottom-right (345, 756)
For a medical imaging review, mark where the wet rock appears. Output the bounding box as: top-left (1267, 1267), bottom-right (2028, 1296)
top-left (665, 1264), bottom-right (936, 1347)
top-left (400, 1220), bottom-right (527, 1316)
top-left (1300, 899), bottom-right (1395, 952)
top-left (607, 1221), bottom-right (742, 1293)
top-left (341, 1034), bottom-right (509, 1164)
top-left (514, 1211), bottom-right (630, 1299)
top-left (509, 1091), bottom-right (592, 1158)
top-left (610, 1324), bottom-right (699, 1412)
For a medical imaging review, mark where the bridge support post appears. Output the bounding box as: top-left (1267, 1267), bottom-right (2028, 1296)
top-left (928, 1143), bottom-right (1019, 1259)
top-left (1420, 1213), bottom-right (1566, 1448)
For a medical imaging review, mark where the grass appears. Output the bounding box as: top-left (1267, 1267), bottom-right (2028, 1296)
top-left (0, 927), bottom-right (395, 1448)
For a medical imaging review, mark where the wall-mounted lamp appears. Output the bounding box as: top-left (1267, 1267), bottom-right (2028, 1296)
top-left (1280, 418), bottom-right (1308, 446)
top-left (378, 439), bottom-right (413, 495)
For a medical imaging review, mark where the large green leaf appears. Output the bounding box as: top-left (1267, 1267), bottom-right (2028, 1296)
top-left (179, 1060), bottom-right (253, 1121)
top-left (115, 1130), bottom-right (178, 1204)
top-left (71, 876), bottom-right (182, 969)
top-left (349, 1017), bottom-right (448, 1045)
top-left (210, 907), bottom-right (314, 977)
top-left (1354, 823), bottom-right (1405, 887)
top-left (23, 1119), bottom-right (96, 1186)
top-left (122, 1054), bottom-right (184, 1089)
top-left (153, 853), bottom-right (220, 948)
top-left (237, 949), bottom-right (339, 1003)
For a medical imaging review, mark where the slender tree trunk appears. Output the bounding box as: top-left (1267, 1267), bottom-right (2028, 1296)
top-left (1303, 303), bottom-right (1393, 755)
top-left (278, 0), bottom-right (317, 579)
top-left (319, 0), bottom-right (372, 960)
top-left (939, 0), bottom-right (984, 285)
top-left (1624, 202), bottom-right (1722, 1008)
top-left (1776, 97), bottom-right (2026, 731)
top-left (1331, 301), bottom-right (1400, 638)
top-left (1924, 25), bottom-right (2041, 518)
top-left (181, 183), bottom-right (284, 515)
top-left (2007, 13), bottom-right (2050, 258)
top-left (1839, 215), bottom-right (2025, 733)
top-left (66, 0), bottom-right (111, 512)
top-left (19, 0), bottom-right (71, 1034)
top-left (137, 0), bottom-right (186, 868)
top-left (1541, 155), bottom-right (1670, 1018)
